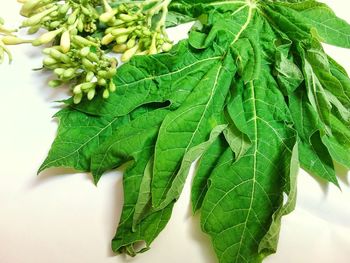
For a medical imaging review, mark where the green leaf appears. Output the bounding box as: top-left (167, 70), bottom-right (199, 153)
top-left (111, 151), bottom-right (174, 256)
top-left (258, 144), bottom-right (299, 257)
top-left (165, 10), bottom-right (195, 27)
top-left (38, 107), bottom-right (129, 173)
top-left (273, 40), bottom-right (304, 94)
top-left (200, 72), bottom-right (297, 263)
top-left (90, 108), bottom-right (169, 182)
top-left (191, 135), bottom-right (230, 212)
top-left (285, 1), bottom-right (350, 48)
top-left (322, 113), bottom-right (350, 169)
top-left (151, 53), bottom-right (236, 209)
top-left (72, 40), bottom-right (223, 117)
top-left (289, 90), bottom-right (338, 185)
top-left (40, 1), bottom-right (350, 262)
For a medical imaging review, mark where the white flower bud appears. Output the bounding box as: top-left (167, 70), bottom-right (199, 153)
top-left (98, 78), bottom-right (107, 86)
top-left (67, 9), bottom-right (78, 25)
top-left (101, 33), bottom-right (115, 45)
top-left (73, 93), bottom-right (83, 104)
top-left (126, 37), bottom-right (136, 49)
top-left (121, 44), bottom-right (139, 62)
top-left (20, 0), bottom-right (41, 17)
top-left (58, 3), bottom-right (70, 15)
top-left (86, 71), bottom-right (95, 82)
top-left (80, 47), bottom-right (90, 57)
top-left (22, 6), bottom-right (57, 27)
top-left (116, 34), bottom-right (128, 44)
top-left (111, 27), bottom-right (135, 37)
top-left (162, 42), bottom-right (173, 52)
top-left (60, 30), bottom-right (71, 53)
top-left (103, 89), bottom-right (110, 99)
top-left (54, 68), bottom-right (65, 76)
top-left (119, 14), bottom-right (137, 22)
top-left (43, 57), bottom-right (57, 66)
top-left (32, 28), bottom-right (63, 46)
top-left (112, 44), bottom-right (127, 53)
top-left (1, 36), bottom-right (31, 45)
top-left (81, 82), bottom-right (96, 91)
top-left (99, 10), bottom-right (115, 24)
top-left (87, 89), bottom-right (96, 100)
top-left (63, 68), bottom-right (76, 79)
top-left (48, 79), bottom-right (62, 88)
top-left (109, 81), bottom-right (116, 92)
top-left (27, 25), bottom-right (40, 34)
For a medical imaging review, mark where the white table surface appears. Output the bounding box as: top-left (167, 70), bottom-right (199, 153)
top-left (1, 1), bottom-right (350, 262)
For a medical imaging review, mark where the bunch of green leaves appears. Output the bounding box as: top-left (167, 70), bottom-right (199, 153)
top-left (40, 0), bottom-right (350, 262)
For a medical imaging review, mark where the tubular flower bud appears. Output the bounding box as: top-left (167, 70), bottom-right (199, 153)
top-left (22, 6), bottom-right (57, 27)
top-left (73, 93), bottom-right (83, 104)
top-left (54, 68), bottom-right (65, 76)
top-left (87, 89), bottom-right (96, 100)
top-left (98, 78), bottom-right (107, 86)
top-left (63, 68), bottom-right (76, 79)
top-left (162, 42), bottom-right (173, 52)
top-left (149, 36), bottom-right (158, 55)
top-left (72, 35), bottom-right (98, 47)
top-left (119, 14), bottom-right (137, 22)
top-left (82, 58), bottom-right (95, 71)
top-left (58, 3), bottom-right (70, 15)
top-left (67, 9), bottom-right (79, 25)
top-left (126, 37), bottom-right (136, 49)
top-left (32, 28), bottom-right (63, 46)
top-left (73, 84), bottom-right (82, 94)
top-left (103, 88), bottom-right (110, 99)
top-left (50, 49), bottom-right (70, 63)
top-left (81, 82), bottom-right (96, 91)
top-left (86, 71), bottom-right (95, 82)
top-left (1, 36), bottom-right (32, 45)
top-left (43, 56), bottom-right (57, 66)
top-left (109, 81), bottom-right (116, 92)
top-left (116, 34), bottom-right (128, 44)
top-left (48, 79), bottom-right (62, 88)
top-left (100, 10), bottom-right (116, 24)
top-left (111, 27), bottom-right (135, 37)
top-left (121, 44), bottom-right (139, 62)
top-left (101, 33), bottom-right (115, 45)
top-left (60, 30), bottom-right (71, 53)
top-left (112, 44), bottom-right (127, 53)
top-left (27, 25), bottom-right (40, 34)
top-left (80, 47), bottom-right (90, 57)
top-left (20, 0), bottom-right (42, 17)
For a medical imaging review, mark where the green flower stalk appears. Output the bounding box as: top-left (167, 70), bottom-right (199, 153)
top-left (100, 0), bottom-right (173, 62)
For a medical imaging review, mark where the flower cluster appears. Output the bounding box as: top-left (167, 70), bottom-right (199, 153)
top-left (43, 35), bottom-right (117, 104)
top-left (1, 0), bottom-right (176, 102)
top-left (20, 0), bottom-right (100, 51)
top-left (100, 0), bottom-right (173, 62)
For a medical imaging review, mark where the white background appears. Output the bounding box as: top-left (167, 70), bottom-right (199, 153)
top-left (1, 1), bottom-right (350, 262)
